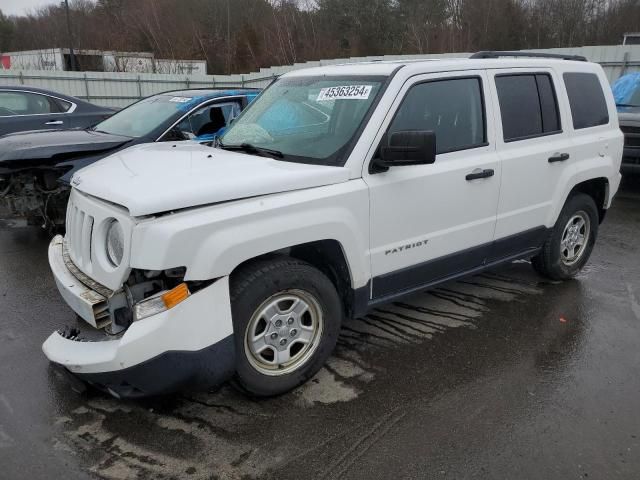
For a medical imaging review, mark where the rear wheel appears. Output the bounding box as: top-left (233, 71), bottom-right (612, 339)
top-left (532, 193), bottom-right (599, 280)
top-left (230, 256), bottom-right (342, 396)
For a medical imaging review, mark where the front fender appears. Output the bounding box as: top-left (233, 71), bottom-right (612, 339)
top-left (130, 180), bottom-right (371, 289)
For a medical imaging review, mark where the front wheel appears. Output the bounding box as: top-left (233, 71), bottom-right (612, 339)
top-left (230, 256), bottom-right (342, 396)
top-left (532, 193), bottom-right (599, 280)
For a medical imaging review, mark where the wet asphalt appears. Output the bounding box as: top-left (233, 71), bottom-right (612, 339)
top-left (1, 178), bottom-right (639, 480)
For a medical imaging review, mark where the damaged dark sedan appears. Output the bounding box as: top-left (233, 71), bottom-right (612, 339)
top-left (0, 88), bottom-right (260, 229)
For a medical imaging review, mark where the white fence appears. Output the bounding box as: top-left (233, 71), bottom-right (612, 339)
top-left (1, 45), bottom-right (639, 108)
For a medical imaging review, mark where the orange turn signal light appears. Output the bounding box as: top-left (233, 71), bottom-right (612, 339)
top-left (162, 283), bottom-right (190, 309)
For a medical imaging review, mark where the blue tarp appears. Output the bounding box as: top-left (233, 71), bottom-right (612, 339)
top-left (612, 73), bottom-right (640, 106)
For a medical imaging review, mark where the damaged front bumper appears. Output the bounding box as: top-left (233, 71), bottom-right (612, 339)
top-left (48, 236), bottom-right (113, 328)
top-left (43, 235), bottom-right (237, 398)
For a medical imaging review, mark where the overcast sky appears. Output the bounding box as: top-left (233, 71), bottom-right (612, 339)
top-left (1, 0), bottom-right (60, 16)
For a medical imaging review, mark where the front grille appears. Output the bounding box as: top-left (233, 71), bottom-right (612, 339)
top-left (63, 189), bottom-right (131, 293)
top-left (66, 197), bottom-right (94, 271)
top-left (621, 126), bottom-right (640, 148)
top-left (62, 241), bottom-right (113, 299)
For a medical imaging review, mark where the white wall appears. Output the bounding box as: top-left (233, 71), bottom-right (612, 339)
top-left (154, 59), bottom-right (207, 75)
top-left (102, 54), bottom-right (155, 73)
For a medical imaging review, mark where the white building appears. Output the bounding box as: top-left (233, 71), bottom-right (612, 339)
top-left (623, 33), bottom-right (640, 46)
top-left (0, 48), bottom-right (206, 74)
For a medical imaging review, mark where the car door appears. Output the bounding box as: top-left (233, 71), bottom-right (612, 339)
top-left (487, 68), bottom-right (576, 260)
top-left (0, 90), bottom-right (72, 135)
top-left (365, 71), bottom-right (501, 300)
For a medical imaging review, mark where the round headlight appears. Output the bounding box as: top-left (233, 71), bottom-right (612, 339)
top-left (106, 220), bottom-right (124, 267)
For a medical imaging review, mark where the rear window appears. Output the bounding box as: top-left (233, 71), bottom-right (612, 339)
top-left (563, 72), bottom-right (609, 129)
top-left (495, 73), bottom-right (561, 142)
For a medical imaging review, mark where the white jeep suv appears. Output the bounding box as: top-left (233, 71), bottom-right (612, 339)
top-left (43, 52), bottom-right (623, 398)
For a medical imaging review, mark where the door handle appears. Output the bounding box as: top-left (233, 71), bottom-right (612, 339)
top-left (466, 168), bottom-right (495, 181)
top-left (548, 153), bottom-right (570, 163)
top-left (45, 120), bottom-right (63, 125)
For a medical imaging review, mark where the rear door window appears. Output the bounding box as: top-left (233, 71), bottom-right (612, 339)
top-left (495, 73), bottom-right (561, 142)
top-left (536, 74), bottom-right (561, 133)
top-left (563, 72), bottom-right (609, 129)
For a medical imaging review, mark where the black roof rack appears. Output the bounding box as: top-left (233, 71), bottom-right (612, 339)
top-left (470, 51), bottom-right (588, 62)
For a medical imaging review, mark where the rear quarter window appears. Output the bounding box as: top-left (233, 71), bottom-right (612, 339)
top-left (52, 97), bottom-right (72, 113)
top-left (563, 72), bottom-right (609, 129)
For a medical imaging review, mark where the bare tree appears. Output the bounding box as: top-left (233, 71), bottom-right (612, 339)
top-left (0, 0), bottom-right (638, 74)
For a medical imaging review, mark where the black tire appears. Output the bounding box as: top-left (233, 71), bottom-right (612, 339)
top-left (532, 193), bottom-right (599, 280)
top-left (230, 256), bottom-right (342, 397)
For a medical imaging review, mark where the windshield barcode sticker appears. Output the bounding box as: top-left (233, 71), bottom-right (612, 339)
top-left (169, 96), bottom-right (192, 103)
top-left (317, 85), bottom-right (372, 101)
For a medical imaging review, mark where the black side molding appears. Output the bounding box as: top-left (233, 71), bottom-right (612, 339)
top-left (370, 226), bottom-right (550, 300)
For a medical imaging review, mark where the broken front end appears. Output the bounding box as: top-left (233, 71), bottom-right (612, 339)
top-left (0, 128), bottom-right (132, 229)
top-left (42, 190), bottom-right (236, 398)
top-left (0, 166), bottom-right (70, 228)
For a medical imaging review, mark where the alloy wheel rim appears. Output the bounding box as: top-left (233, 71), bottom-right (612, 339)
top-left (244, 290), bottom-right (323, 376)
top-left (560, 211), bottom-right (590, 266)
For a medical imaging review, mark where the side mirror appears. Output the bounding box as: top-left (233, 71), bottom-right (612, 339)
top-left (372, 130), bottom-right (436, 172)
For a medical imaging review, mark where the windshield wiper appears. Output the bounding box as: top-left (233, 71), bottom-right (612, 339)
top-left (616, 103), bottom-right (640, 108)
top-left (218, 142), bottom-right (284, 158)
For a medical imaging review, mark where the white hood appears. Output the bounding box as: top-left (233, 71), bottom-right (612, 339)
top-left (72, 142), bottom-right (351, 216)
